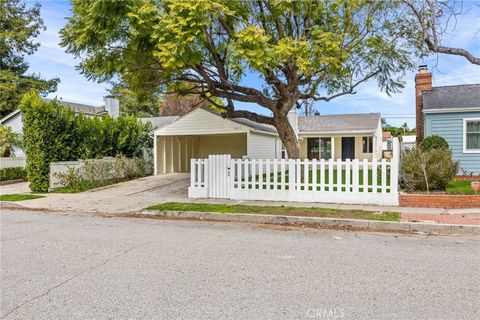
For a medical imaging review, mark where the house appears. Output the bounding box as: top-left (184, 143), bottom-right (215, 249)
top-left (295, 112), bottom-right (382, 161)
top-left (153, 107), bottom-right (383, 174)
top-left (0, 96), bottom-right (120, 157)
top-left (415, 65), bottom-right (480, 174)
top-left (382, 131), bottom-right (392, 151)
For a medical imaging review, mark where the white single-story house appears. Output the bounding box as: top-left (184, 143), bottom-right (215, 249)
top-left (153, 108), bottom-right (383, 174)
top-left (153, 108), bottom-right (281, 174)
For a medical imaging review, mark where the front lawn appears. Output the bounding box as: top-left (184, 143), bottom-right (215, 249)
top-left (51, 178), bottom-right (128, 193)
top-left (145, 202), bottom-right (400, 222)
top-left (0, 194), bottom-right (44, 201)
top-left (446, 180), bottom-right (479, 195)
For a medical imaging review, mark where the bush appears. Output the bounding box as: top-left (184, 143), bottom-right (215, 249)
top-left (52, 167), bottom-right (83, 190)
top-left (83, 159), bottom-right (115, 182)
top-left (113, 154), bottom-right (146, 179)
top-left (0, 167), bottom-right (27, 181)
top-left (20, 92), bottom-right (152, 192)
top-left (401, 148), bottom-right (459, 192)
top-left (420, 135), bottom-right (449, 151)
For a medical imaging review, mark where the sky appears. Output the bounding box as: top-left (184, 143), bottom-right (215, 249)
top-left (26, 0), bottom-right (480, 127)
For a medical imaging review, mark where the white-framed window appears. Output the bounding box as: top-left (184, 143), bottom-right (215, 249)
top-left (281, 144), bottom-right (287, 159)
top-left (362, 136), bottom-right (373, 153)
top-left (463, 118), bottom-right (480, 153)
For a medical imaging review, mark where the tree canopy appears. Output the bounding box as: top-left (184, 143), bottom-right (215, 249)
top-left (0, 0), bottom-right (59, 117)
top-left (61, 0), bottom-right (419, 157)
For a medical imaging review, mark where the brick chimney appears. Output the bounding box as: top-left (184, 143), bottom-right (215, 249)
top-left (415, 65), bottom-right (432, 145)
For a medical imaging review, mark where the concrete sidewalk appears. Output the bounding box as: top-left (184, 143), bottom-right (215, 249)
top-left (1, 176), bottom-right (478, 226)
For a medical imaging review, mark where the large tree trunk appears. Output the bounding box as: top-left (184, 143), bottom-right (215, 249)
top-left (274, 113), bottom-right (300, 159)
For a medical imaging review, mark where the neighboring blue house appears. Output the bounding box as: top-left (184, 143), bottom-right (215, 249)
top-left (415, 66), bottom-right (480, 174)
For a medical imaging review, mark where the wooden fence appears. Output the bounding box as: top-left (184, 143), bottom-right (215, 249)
top-left (189, 138), bottom-right (400, 206)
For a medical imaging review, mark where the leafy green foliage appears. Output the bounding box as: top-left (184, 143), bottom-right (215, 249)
top-left (420, 135), bottom-right (449, 151)
top-left (382, 120), bottom-right (416, 137)
top-left (401, 148), bottom-right (459, 193)
top-left (0, 167), bottom-right (26, 181)
top-left (52, 155), bottom-right (153, 192)
top-left (0, 125), bottom-right (23, 157)
top-left (60, 0), bottom-right (420, 158)
top-left (0, 0), bottom-right (59, 117)
top-left (20, 92), bottom-right (152, 192)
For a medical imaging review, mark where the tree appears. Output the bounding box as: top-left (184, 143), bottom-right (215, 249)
top-left (401, 0), bottom-right (480, 66)
top-left (110, 82), bottom-right (215, 117)
top-left (0, 125), bottom-right (23, 157)
top-left (159, 93), bottom-right (211, 117)
top-left (110, 83), bottom-right (161, 116)
top-left (61, 0), bottom-right (417, 158)
top-left (0, 0), bottom-right (59, 117)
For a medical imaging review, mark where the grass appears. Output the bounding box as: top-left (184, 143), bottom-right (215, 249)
top-left (445, 180), bottom-right (479, 195)
top-left (145, 202), bottom-right (400, 222)
top-left (0, 194), bottom-right (44, 201)
top-left (52, 178), bottom-right (128, 193)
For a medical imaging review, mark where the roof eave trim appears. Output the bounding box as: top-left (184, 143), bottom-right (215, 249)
top-left (0, 109), bottom-right (21, 123)
top-left (299, 129), bottom-right (376, 135)
top-left (423, 107), bottom-right (480, 114)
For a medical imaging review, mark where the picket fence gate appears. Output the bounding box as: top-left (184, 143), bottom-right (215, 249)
top-left (189, 139), bottom-right (400, 206)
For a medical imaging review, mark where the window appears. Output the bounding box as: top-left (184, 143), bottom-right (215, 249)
top-left (362, 136), bottom-right (373, 153)
top-left (281, 144), bottom-right (287, 159)
top-left (464, 118), bottom-right (480, 153)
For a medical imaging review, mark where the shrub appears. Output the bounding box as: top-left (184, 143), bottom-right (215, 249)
top-left (83, 159), bottom-right (114, 182)
top-left (113, 154), bottom-right (145, 179)
top-left (52, 167), bottom-right (82, 190)
top-left (0, 167), bottom-right (27, 181)
top-left (20, 92), bottom-right (152, 192)
top-left (420, 135), bottom-right (449, 151)
top-left (401, 148), bottom-right (459, 193)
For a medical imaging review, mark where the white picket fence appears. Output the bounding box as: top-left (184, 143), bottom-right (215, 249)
top-left (0, 157), bottom-right (26, 169)
top-left (189, 138), bottom-right (400, 206)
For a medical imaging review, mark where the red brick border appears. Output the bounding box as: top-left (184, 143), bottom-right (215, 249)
top-left (399, 194), bottom-right (480, 209)
top-left (454, 176), bottom-right (480, 181)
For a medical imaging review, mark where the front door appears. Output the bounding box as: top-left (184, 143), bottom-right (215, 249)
top-left (341, 137), bottom-right (355, 160)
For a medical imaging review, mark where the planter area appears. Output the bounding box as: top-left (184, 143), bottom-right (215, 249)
top-left (399, 194), bottom-right (480, 209)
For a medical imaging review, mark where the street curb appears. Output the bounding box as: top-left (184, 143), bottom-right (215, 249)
top-left (140, 210), bottom-right (480, 235)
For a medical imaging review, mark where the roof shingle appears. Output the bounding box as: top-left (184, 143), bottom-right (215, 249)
top-left (298, 113), bottom-right (380, 133)
top-left (422, 84), bottom-right (480, 110)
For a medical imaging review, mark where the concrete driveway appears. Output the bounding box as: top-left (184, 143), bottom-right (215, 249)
top-left (1, 174), bottom-right (190, 213)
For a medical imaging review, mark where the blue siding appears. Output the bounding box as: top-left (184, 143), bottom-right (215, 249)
top-left (424, 111), bottom-right (480, 174)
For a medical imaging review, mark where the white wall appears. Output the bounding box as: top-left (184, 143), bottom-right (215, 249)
top-left (0, 157), bottom-right (26, 168)
top-left (248, 132), bottom-right (280, 159)
top-left (155, 108), bottom-right (248, 136)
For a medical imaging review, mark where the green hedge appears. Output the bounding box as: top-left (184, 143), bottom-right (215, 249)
top-left (20, 92), bottom-right (152, 192)
top-left (0, 167), bottom-right (27, 181)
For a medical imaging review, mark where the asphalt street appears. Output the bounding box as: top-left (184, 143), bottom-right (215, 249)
top-left (1, 209), bottom-right (479, 320)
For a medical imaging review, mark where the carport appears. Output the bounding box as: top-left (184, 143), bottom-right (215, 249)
top-left (154, 133), bottom-right (247, 174)
top-left (153, 108), bottom-right (280, 174)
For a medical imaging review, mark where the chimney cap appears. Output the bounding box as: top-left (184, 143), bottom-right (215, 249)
top-left (314, 111), bottom-right (320, 116)
top-left (418, 65), bottom-right (429, 73)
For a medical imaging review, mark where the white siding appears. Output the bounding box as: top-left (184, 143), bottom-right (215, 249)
top-left (154, 108), bottom-right (248, 136)
top-left (248, 132), bottom-right (279, 159)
